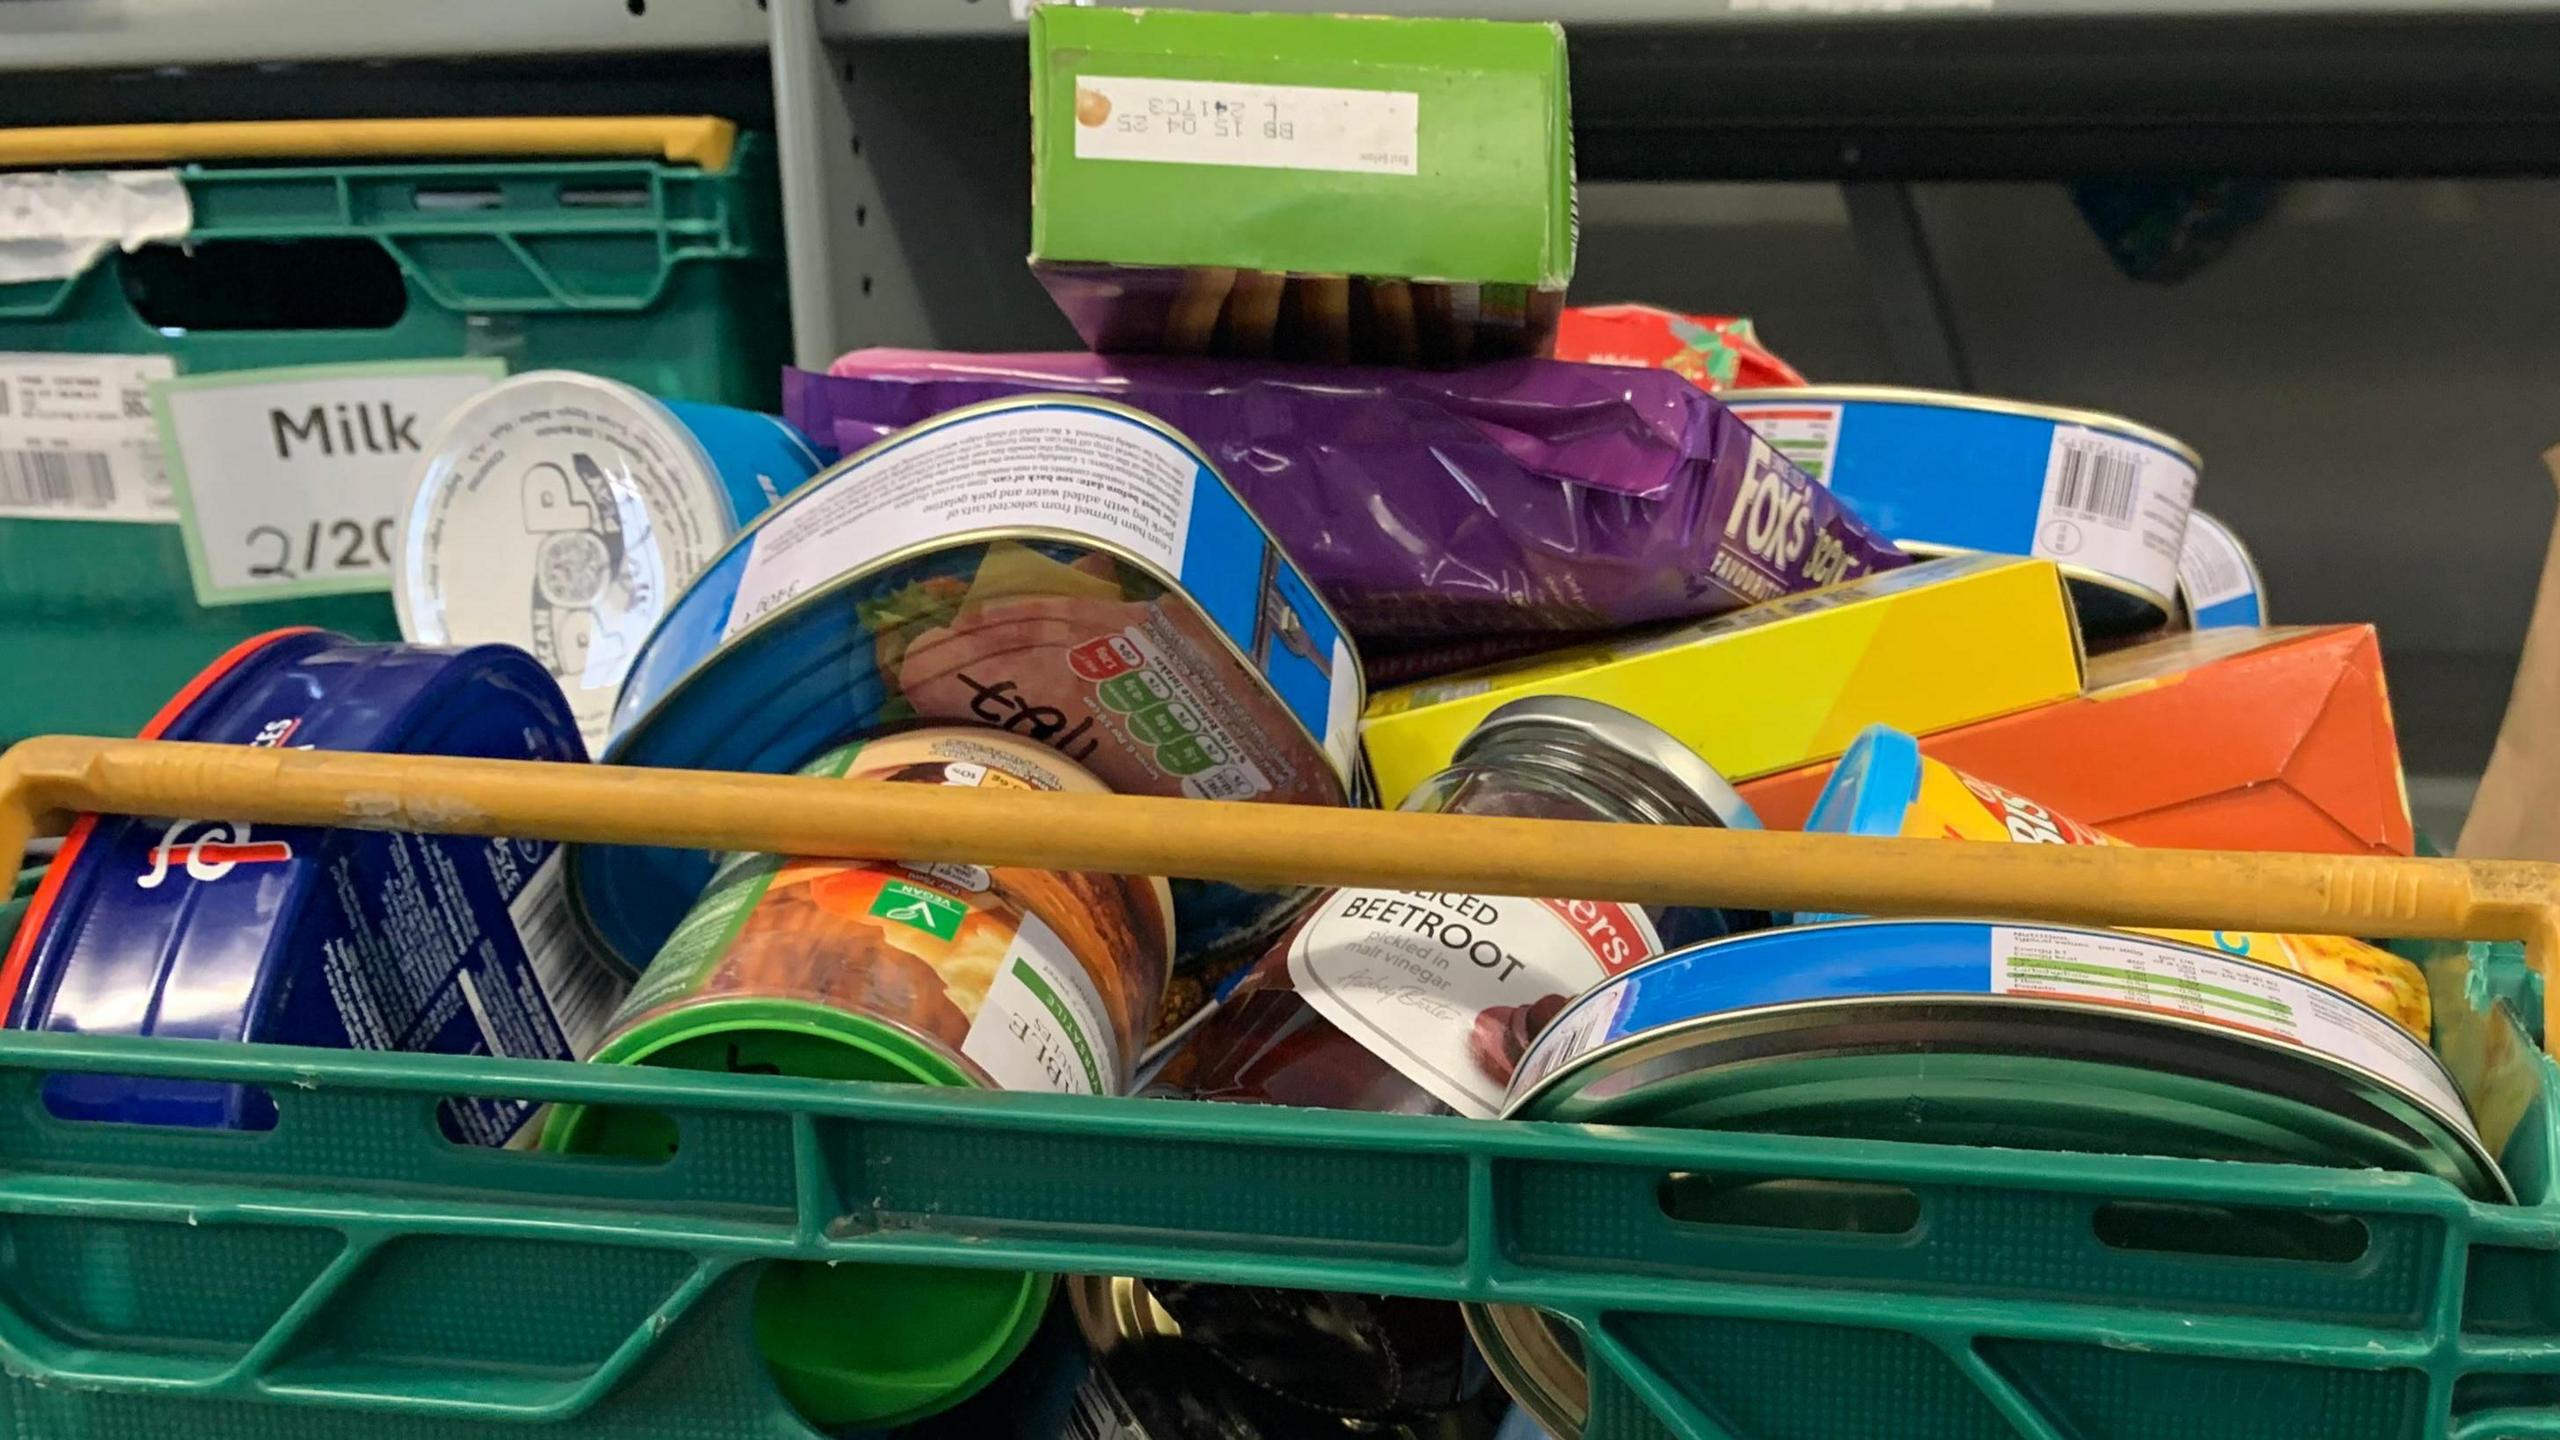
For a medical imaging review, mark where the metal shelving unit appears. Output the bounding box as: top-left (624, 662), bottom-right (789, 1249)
top-left (12, 0), bottom-right (2560, 367)
top-left (811, 0), bottom-right (2560, 177)
top-left (769, 0), bottom-right (2560, 367)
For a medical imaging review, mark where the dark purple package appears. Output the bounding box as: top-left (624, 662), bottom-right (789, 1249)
top-left (786, 350), bottom-right (1907, 639)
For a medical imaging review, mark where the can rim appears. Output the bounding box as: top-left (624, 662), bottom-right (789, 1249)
top-left (1464, 1303), bottom-right (1582, 1438)
top-left (1066, 1274), bottom-right (1181, 1354)
top-left (1719, 384), bottom-right (2203, 470)
top-left (555, 997), bottom-right (987, 1132)
top-left (1458, 694), bottom-right (1758, 831)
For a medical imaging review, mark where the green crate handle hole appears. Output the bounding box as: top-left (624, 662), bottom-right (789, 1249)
top-left (38, 1073), bottom-right (281, 1132)
top-left (1658, 1172), bottom-right (1923, 1237)
top-left (123, 240), bottom-right (409, 333)
top-left (2091, 1199), bottom-right (2371, 1265)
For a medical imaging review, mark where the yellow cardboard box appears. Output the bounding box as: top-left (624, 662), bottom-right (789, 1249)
top-left (1360, 554), bottom-right (2086, 806)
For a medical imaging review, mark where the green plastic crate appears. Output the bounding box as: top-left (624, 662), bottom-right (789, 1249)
top-left (0, 934), bottom-right (2552, 1439)
top-left (0, 140), bottom-right (788, 743)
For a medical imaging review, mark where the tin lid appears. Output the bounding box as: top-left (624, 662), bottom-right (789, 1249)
top-left (1457, 695), bottom-right (1761, 832)
top-left (543, 998), bottom-right (1050, 1429)
top-left (394, 370), bottom-right (746, 752)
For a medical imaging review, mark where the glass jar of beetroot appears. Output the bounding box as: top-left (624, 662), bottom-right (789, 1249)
top-left (1132, 696), bottom-right (1768, 1428)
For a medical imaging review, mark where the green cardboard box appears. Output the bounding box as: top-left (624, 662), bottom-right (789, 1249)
top-left (1029, 6), bottom-right (1575, 365)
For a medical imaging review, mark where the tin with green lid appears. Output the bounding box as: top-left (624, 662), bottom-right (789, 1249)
top-left (544, 725), bottom-right (1174, 1428)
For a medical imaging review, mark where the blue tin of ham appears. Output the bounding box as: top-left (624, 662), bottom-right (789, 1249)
top-left (576, 395), bottom-right (1366, 978)
top-left (2, 628), bottom-right (624, 1140)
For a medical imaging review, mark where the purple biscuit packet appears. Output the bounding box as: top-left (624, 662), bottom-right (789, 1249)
top-left (785, 350), bottom-right (1906, 640)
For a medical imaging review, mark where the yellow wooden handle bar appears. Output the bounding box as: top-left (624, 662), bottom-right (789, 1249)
top-left (5, 735), bottom-right (2556, 1054)
top-left (0, 118), bottom-right (738, 170)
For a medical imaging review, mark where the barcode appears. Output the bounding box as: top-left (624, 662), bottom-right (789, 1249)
top-left (510, 851), bottom-right (625, 1056)
top-left (1063, 1374), bottom-right (1138, 1440)
top-left (121, 387), bottom-right (151, 420)
top-left (2050, 438), bottom-right (2141, 524)
top-left (0, 449), bottom-right (116, 510)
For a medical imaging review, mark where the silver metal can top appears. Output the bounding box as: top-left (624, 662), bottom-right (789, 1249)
top-left (1454, 694), bottom-right (1758, 833)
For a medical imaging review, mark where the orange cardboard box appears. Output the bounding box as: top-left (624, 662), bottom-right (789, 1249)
top-left (1740, 625), bottom-right (2414, 855)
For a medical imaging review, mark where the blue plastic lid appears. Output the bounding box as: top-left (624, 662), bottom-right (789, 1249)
top-left (1802, 724), bottom-right (1925, 840)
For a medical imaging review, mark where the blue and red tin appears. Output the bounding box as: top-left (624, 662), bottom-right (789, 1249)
top-left (2, 628), bottom-right (622, 1140)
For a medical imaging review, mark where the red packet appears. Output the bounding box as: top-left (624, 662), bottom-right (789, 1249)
top-left (1552, 303), bottom-right (1808, 392)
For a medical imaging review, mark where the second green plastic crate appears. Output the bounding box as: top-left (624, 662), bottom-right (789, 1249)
top-left (0, 138), bottom-right (787, 742)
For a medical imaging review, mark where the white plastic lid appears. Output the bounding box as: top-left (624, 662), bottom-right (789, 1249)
top-left (393, 370), bottom-right (741, 750)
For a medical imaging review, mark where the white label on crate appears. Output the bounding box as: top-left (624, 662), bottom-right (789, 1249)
top-left (1726, 402), bottom-right (1843, 487)
top-left (1287, 890), bottom-right (1662, 1117)
top-left (0, 352), bottom-right (177, 524)
top-left (0, 171), bottom-right (191, 285)
top-left (2176, 512), bottom-right (2258, 612)
top-left (963, 916), bottom-right (1123, 1095)
top-left (1071, 75), bottom-right (1420, 177)
top-left (155, 360), bottom-right (506, 606)
top-left (723, 406), bottom-right (1197, 642)
top-left (1987, 925), bottom-right (2475, 1135)
top-left (2031, 426), bottom-right (2195, 605)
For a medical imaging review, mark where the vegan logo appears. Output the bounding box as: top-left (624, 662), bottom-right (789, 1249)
top-left (870, 879), bottom-right (967, 941)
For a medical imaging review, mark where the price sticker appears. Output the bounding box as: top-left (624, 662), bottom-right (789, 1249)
top-left (154, 360), bottom-right (505, 605)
